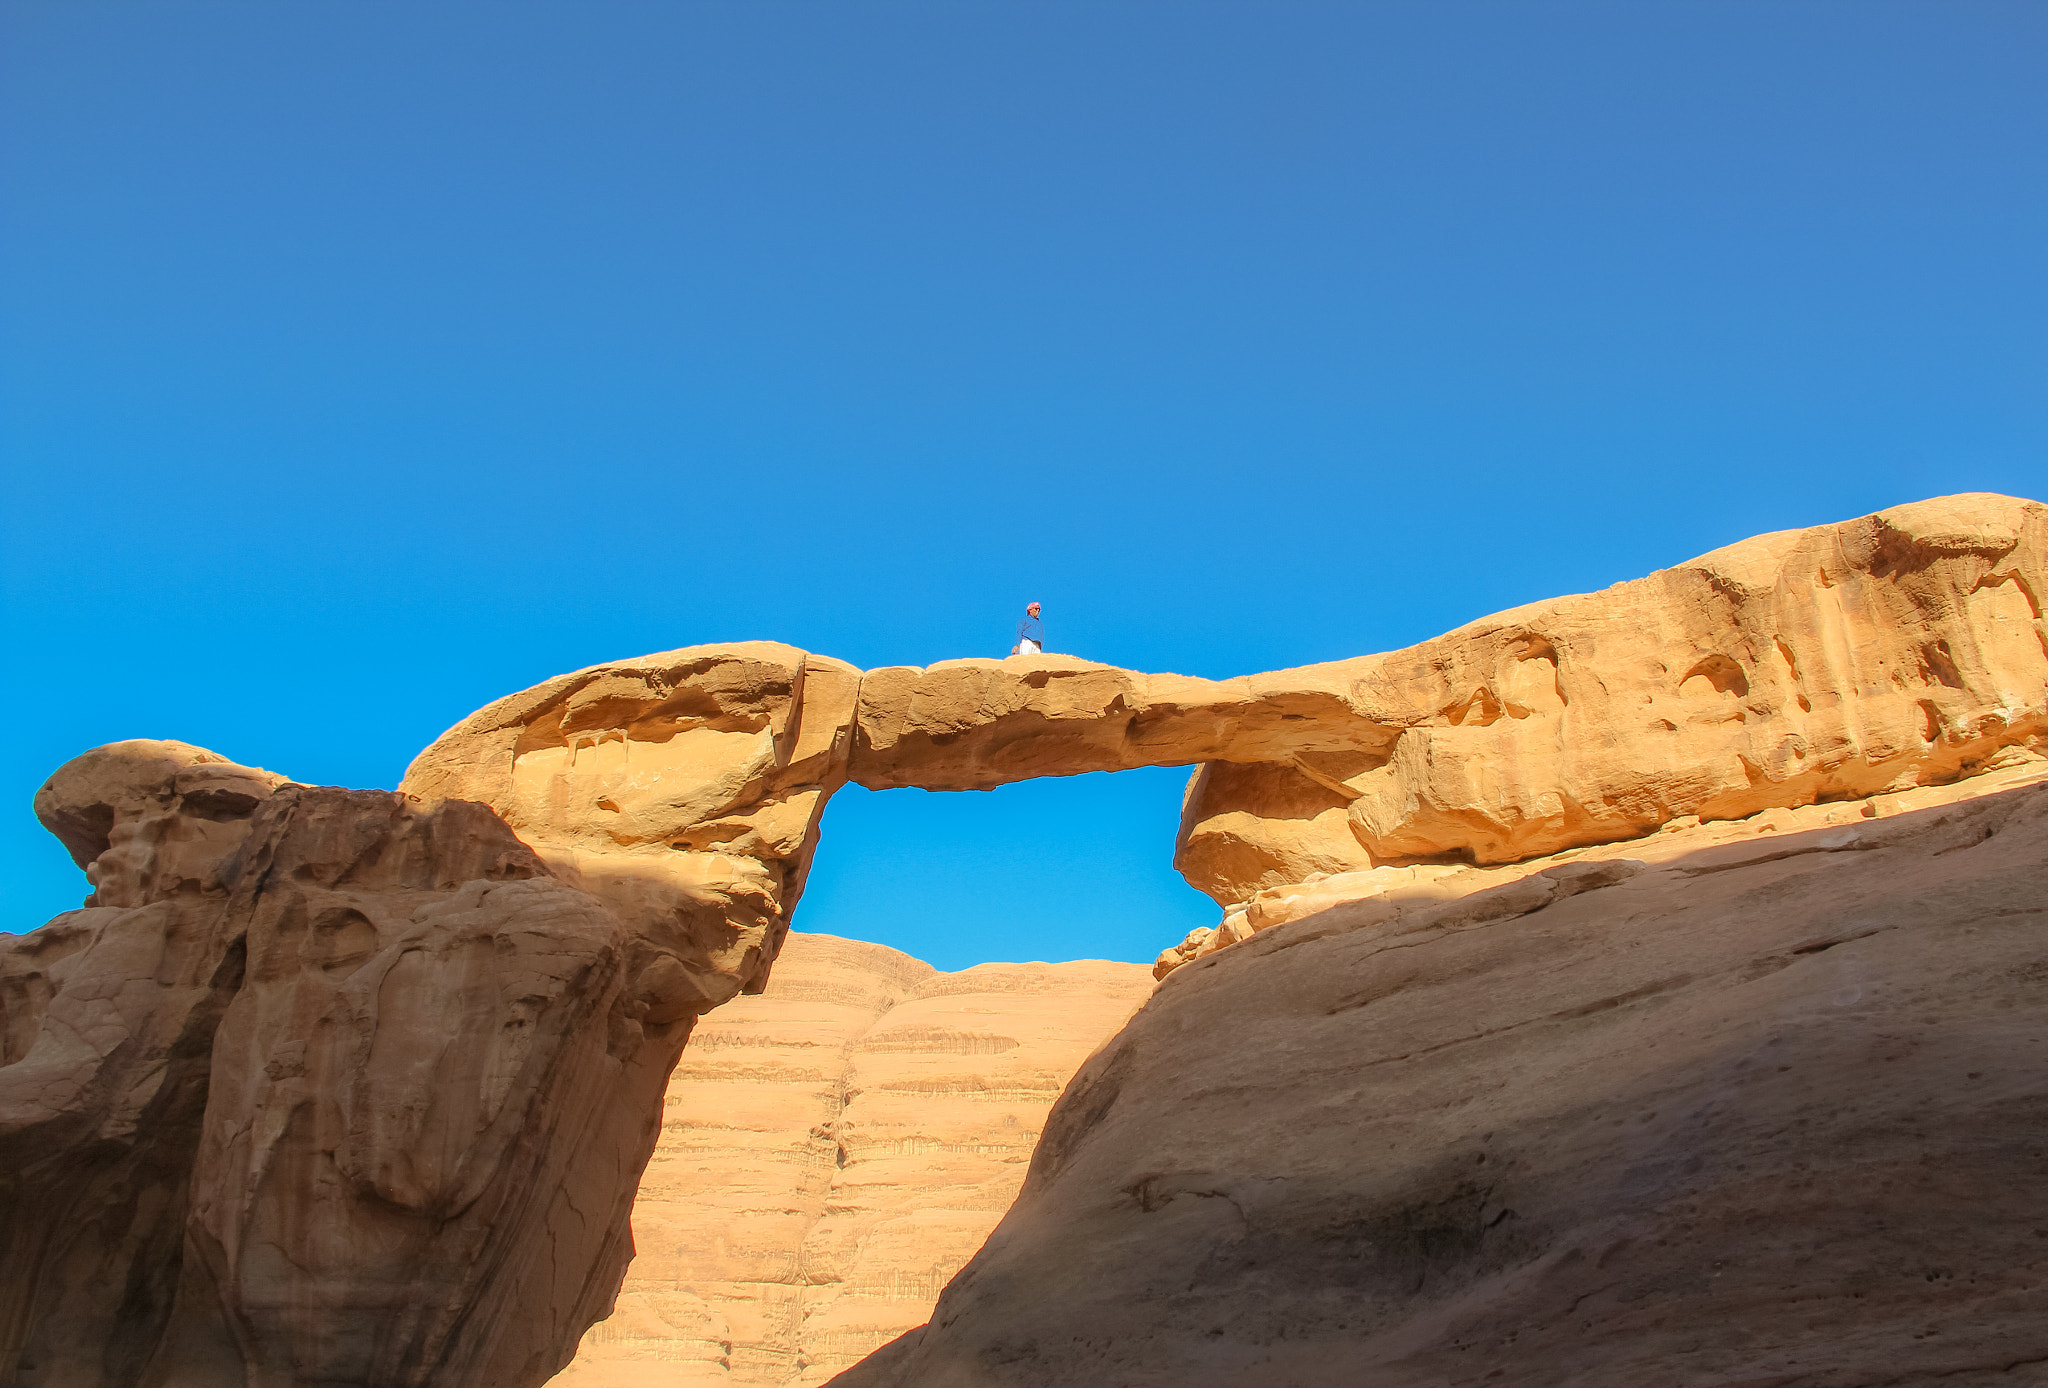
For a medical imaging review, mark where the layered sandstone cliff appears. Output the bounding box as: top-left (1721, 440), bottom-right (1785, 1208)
top-left (832, 755), bottom-right (2048, 1388)
top-left (549, 935), bottom-right (1150, 1387)
top-left (5, 491), bottom-right (2042, 1388)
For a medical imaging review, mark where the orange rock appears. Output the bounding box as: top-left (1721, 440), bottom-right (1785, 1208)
top-left (1177, 492), bottom-right (2048, 899)
top-left (8, 491), bottom-right (2044, 1387)
top-left (549, 934), bottom-right (1151, 1388)
top-left (402, 494), bottom-right (2048, 926)
top-left (400, 642), bottom-right (863, 1012)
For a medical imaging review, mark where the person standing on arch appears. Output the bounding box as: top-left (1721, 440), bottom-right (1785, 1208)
top-left (1011, 601), bottom-right (1044, 656)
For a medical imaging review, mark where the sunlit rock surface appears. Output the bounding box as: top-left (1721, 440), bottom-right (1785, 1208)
top-left (398, 643), bottom-right (863, 1015)
top-left (1174, 491), bottom-right (2048, 902)
top-left (404, 494), bottom-right (2048, 924)
top-left (549, 933), bottom-right (1151, 1387)
top-left (6, 491), bottom-right (2042, 1387)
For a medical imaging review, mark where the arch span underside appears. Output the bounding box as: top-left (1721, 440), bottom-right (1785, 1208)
top-left (398, 491), bottom-right (2048, 1012)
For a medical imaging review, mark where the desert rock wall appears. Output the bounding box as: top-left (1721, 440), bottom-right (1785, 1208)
top-left (4, 741), bottom-right (690, 1388)
top-left (548, 934), bottom-right (1151, 1388)
top-left (836, 760), bottom-right (2048, 1388)
top-left (9, 490), bottom-right (2044, 1388)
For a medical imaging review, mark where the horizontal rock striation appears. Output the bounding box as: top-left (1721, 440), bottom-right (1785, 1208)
top-left (548, 933), bottom-right (1151, 1388)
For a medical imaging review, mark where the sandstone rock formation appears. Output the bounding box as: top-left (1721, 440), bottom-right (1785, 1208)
top-left (832, 755), bottom-right (2048, 1388)
top-left (8, 491), bottom-right (2043, 1388)
top-left (846, 658), bottom-right (1389, 791)
top-left (396, 643), bottom-right (864, 1017)
top-left (394, 648), bottom-right (1392, 981)
top-left (548, 933), bottom-right (1151, 1388)
top-left (403, 494), bottom-right (2048, 928)
top-left (1175, 491), bottom-right (2048, 899)
top-left (3, 741), bottom-right (700, 1388)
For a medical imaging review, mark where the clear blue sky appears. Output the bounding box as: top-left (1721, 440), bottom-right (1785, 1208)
top-left (3, 3), bottom-right (2042, 969)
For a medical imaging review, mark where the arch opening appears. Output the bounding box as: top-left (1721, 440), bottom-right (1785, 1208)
top-left (794, 765), bottom-right (1215, 972)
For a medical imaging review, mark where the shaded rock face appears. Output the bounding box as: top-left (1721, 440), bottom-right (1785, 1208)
top-left (2, 742), bottom-right (696, 1388)
top-left (829, 772), bottom-right (2048, 1388)
top-left (548, 934), bottom-right (1152, 1388)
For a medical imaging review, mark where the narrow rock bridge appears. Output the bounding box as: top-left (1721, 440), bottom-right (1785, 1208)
top-left (401, 491), bottom-right (2047, 1011)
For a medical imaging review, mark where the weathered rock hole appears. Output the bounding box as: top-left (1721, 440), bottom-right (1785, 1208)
top-left (1678, 655), bottom-right (1749, 698)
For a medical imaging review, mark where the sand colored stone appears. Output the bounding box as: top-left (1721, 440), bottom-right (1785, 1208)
top-left (6, 491), bottom-right (2045, 1387)
top-left (845, 658), bottom-right (1390, 792)
top-left (835, 760), bottom-right (2048, 1388)
top-left (1175, 491), bottom-right (2048, 898)
top-left (1156, 742), bottom-right (2048, 978)
top-left (5, 741), bottom-right (693, 1388)
top-left (397, 644), bottom-right (863, 1017)
top-left (404, 494), bottom-right (2048, 927)
top-left (549, 934), bottom-right (1151, 1388)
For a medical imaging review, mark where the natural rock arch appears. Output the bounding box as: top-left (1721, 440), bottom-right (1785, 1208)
top-left (3, 492), bottom-right (2044, 1387)
top-left (400, 490), bottom-right (2048, 1001)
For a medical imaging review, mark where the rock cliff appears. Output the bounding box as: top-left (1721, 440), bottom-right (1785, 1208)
top-left (5, 491), bottom-right (2043, 1387)
top-left (548, 934), bottom-right (1150, 1387)
top-left (830, 757), bottom-right (2048, 1387)
top-left (4, 741), bottom-right (696, 1388)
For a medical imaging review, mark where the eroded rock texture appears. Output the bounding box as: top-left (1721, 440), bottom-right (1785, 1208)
top-left (1176, 491), bottom-right (2048, 899)
top-left (833, 766), bottom-right (2048, 1388)
top-left (549, 933), bottom-right (1151, 1388)
top-left (404, 495), bottom-right (2048, 922)
top-left (396, 646), bottom-right (1388, 957)
top-left (8, 491), bottom-right (2044, 1388)
top-left (3, 742), bottom-right (698, 1388)
top-left (847, 659), bottom-right (1389, 791)
top-left (398, 643), bottom-right (862, 1014)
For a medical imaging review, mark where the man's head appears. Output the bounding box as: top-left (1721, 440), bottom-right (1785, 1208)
top-left (1027, 602), bottom-right (1041, 616)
